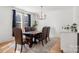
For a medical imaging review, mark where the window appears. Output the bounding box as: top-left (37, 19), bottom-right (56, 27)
top-left (12, 10), bottom-right (31, 29)
top-left (16, 12), bottom-right (22, 28)
top-left (23, 14), bottom-right (29, 28)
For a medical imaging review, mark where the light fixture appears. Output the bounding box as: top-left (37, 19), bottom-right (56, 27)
top-left (38, 6), bottom-right (46, 20)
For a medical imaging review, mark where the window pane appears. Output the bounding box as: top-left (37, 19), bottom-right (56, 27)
top-left (23, 15), bottom-right (29, 28)
top-left (16, 13), bottom-right (21, 28)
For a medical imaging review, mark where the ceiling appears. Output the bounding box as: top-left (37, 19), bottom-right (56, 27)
top-left (44, 6), bottom-right (73, 10)
top-left (15, 6), bottom-right (74, 13)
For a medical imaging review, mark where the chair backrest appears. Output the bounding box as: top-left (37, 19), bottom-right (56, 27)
top-left (42, 27), bottom-right (48, 39)
top-left (30, 27), bottom-right (36, 31)
top-left (13, 27), bottom-right (23, 44)
top-left (47, 27), bottom-right (50, 37)
top-left (25, 27), bottom-right (36, 32)
top-left (25, 27), bottom-right (31, 32)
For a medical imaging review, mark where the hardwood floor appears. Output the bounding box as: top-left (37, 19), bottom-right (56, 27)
top-left (50, 37), bottom-right (63, 53)
top-left (0, 40), bottom-right (14, 53)
top-left (0, 37), bottom-right (62, 53)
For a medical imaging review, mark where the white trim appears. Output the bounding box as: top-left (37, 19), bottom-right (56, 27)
top-left (0, 37), bottom-right (14, 44)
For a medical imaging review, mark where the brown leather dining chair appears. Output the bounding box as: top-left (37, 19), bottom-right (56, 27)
top-left (42, 27), bottom-right (48, 44)
top-left (25, 27), bottom-right (36, 32)
top-left (13, 27), bottom-right (31, 53)
top-left (35, 27), bottom-right (48, 46)
top-left (46, 27), bottom-right (50, 41)
top-left (25, 27), bottom-right (31, 32)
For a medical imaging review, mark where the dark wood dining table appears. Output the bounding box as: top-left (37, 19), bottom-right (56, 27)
top-left (23, 31), bottom-right (41, 47)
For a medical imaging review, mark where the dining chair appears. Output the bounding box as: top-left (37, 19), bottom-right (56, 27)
top-left (47, 27), bottom-right (50, 41)
top-left (24, 27), bottom-right (33, 44)
top-left (35, 27), bottom-right (48, 46)
top-left (42, 27), bottom-right (48, 44)
top-left (25, 27), bottom-right (31, 32)
top-left (13, 27), bottom-right (31, 53)
top-left (25, 27), bottom-right (36, 32)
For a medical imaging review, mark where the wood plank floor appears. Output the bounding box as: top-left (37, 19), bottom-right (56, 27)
top-left (50, 37), bottom-right (62, 53)
top-left (0, 37), bottom-right (62, 53)
top-left (0, 40), bottom-right (14, 53)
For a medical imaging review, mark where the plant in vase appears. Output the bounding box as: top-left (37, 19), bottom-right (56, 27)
top-left (70, 25), bottom-right (74, 32)
top-left (32, 20), bottom-right (38, 31)
top-left (70, 23), bottom-right (77, 32)
top-left (72, 23), bottom-right (77, 32)
top-left (66, 25), bottom-right (70, 32)
top-left (63, 24), bottom-right (70, 32)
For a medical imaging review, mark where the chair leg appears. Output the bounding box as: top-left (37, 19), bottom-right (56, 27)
top-left (29, 39), bottom-right (33, 48)
top-left (15, 44), bottom-right (17, 53)
top-left (24, 44), bottom-right (26, 48)
top-left (29, 43), bottom-right (32, 48)
top-left (42, 40), bottom-right (44, 46)
top-left (39, 40), bottom-right (41, 43)
top-left (45, 38), bottom-right (48, 44)
top-left (48, 37), bottom-right (50, 41)
top-left (20, 45), bottom-right (23, 53)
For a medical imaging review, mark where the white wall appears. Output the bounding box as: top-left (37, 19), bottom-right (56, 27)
top-left (37, 7), bottom-right (74, 37)
top-left (75, 7), bottom-right (79, 25)
top-left (0, 7), bottom-right (12, 42)
top-left (71, 6), bottom-right (79, 32)
top-left (15, 6), bottom-right (76, 38)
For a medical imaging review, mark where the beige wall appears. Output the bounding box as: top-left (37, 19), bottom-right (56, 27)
top-left (0, 6), bottom-right (12, 42)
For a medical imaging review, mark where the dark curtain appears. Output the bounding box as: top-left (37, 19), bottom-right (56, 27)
top-left (12, 10), bottom-right (16, 36)
top-left (28, 14), bottom-right (31, 27)
top-left (12, 10), bottom-right (16, 28)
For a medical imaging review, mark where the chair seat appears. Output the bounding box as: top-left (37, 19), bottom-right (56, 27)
top-left (23, 36), bottom-right (31, 44)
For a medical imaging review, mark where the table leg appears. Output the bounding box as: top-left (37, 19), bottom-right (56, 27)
top-left (29, 36), bottom-right (33, 48)
top-left (33, 38), bottom-right (37, 44)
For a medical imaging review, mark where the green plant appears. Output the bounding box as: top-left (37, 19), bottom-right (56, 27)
top-left (70, 23), bottom-right (77, 32)
top-left (33, 20), bottom-right (37, 27)
top-left (32, 20), bottom-right (38, 30)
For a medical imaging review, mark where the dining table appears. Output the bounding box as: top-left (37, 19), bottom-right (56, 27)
top-left (23, 31), bottom-right (42, 47)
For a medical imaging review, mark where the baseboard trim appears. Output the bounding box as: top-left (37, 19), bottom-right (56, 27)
top-left (0, 37), bottom-right (14, 44)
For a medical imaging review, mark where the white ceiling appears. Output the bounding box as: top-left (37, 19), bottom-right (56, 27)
top-left (44, 6), bottom-right (73, 10)
top-left (15, 6), bottom-right (73, 13)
